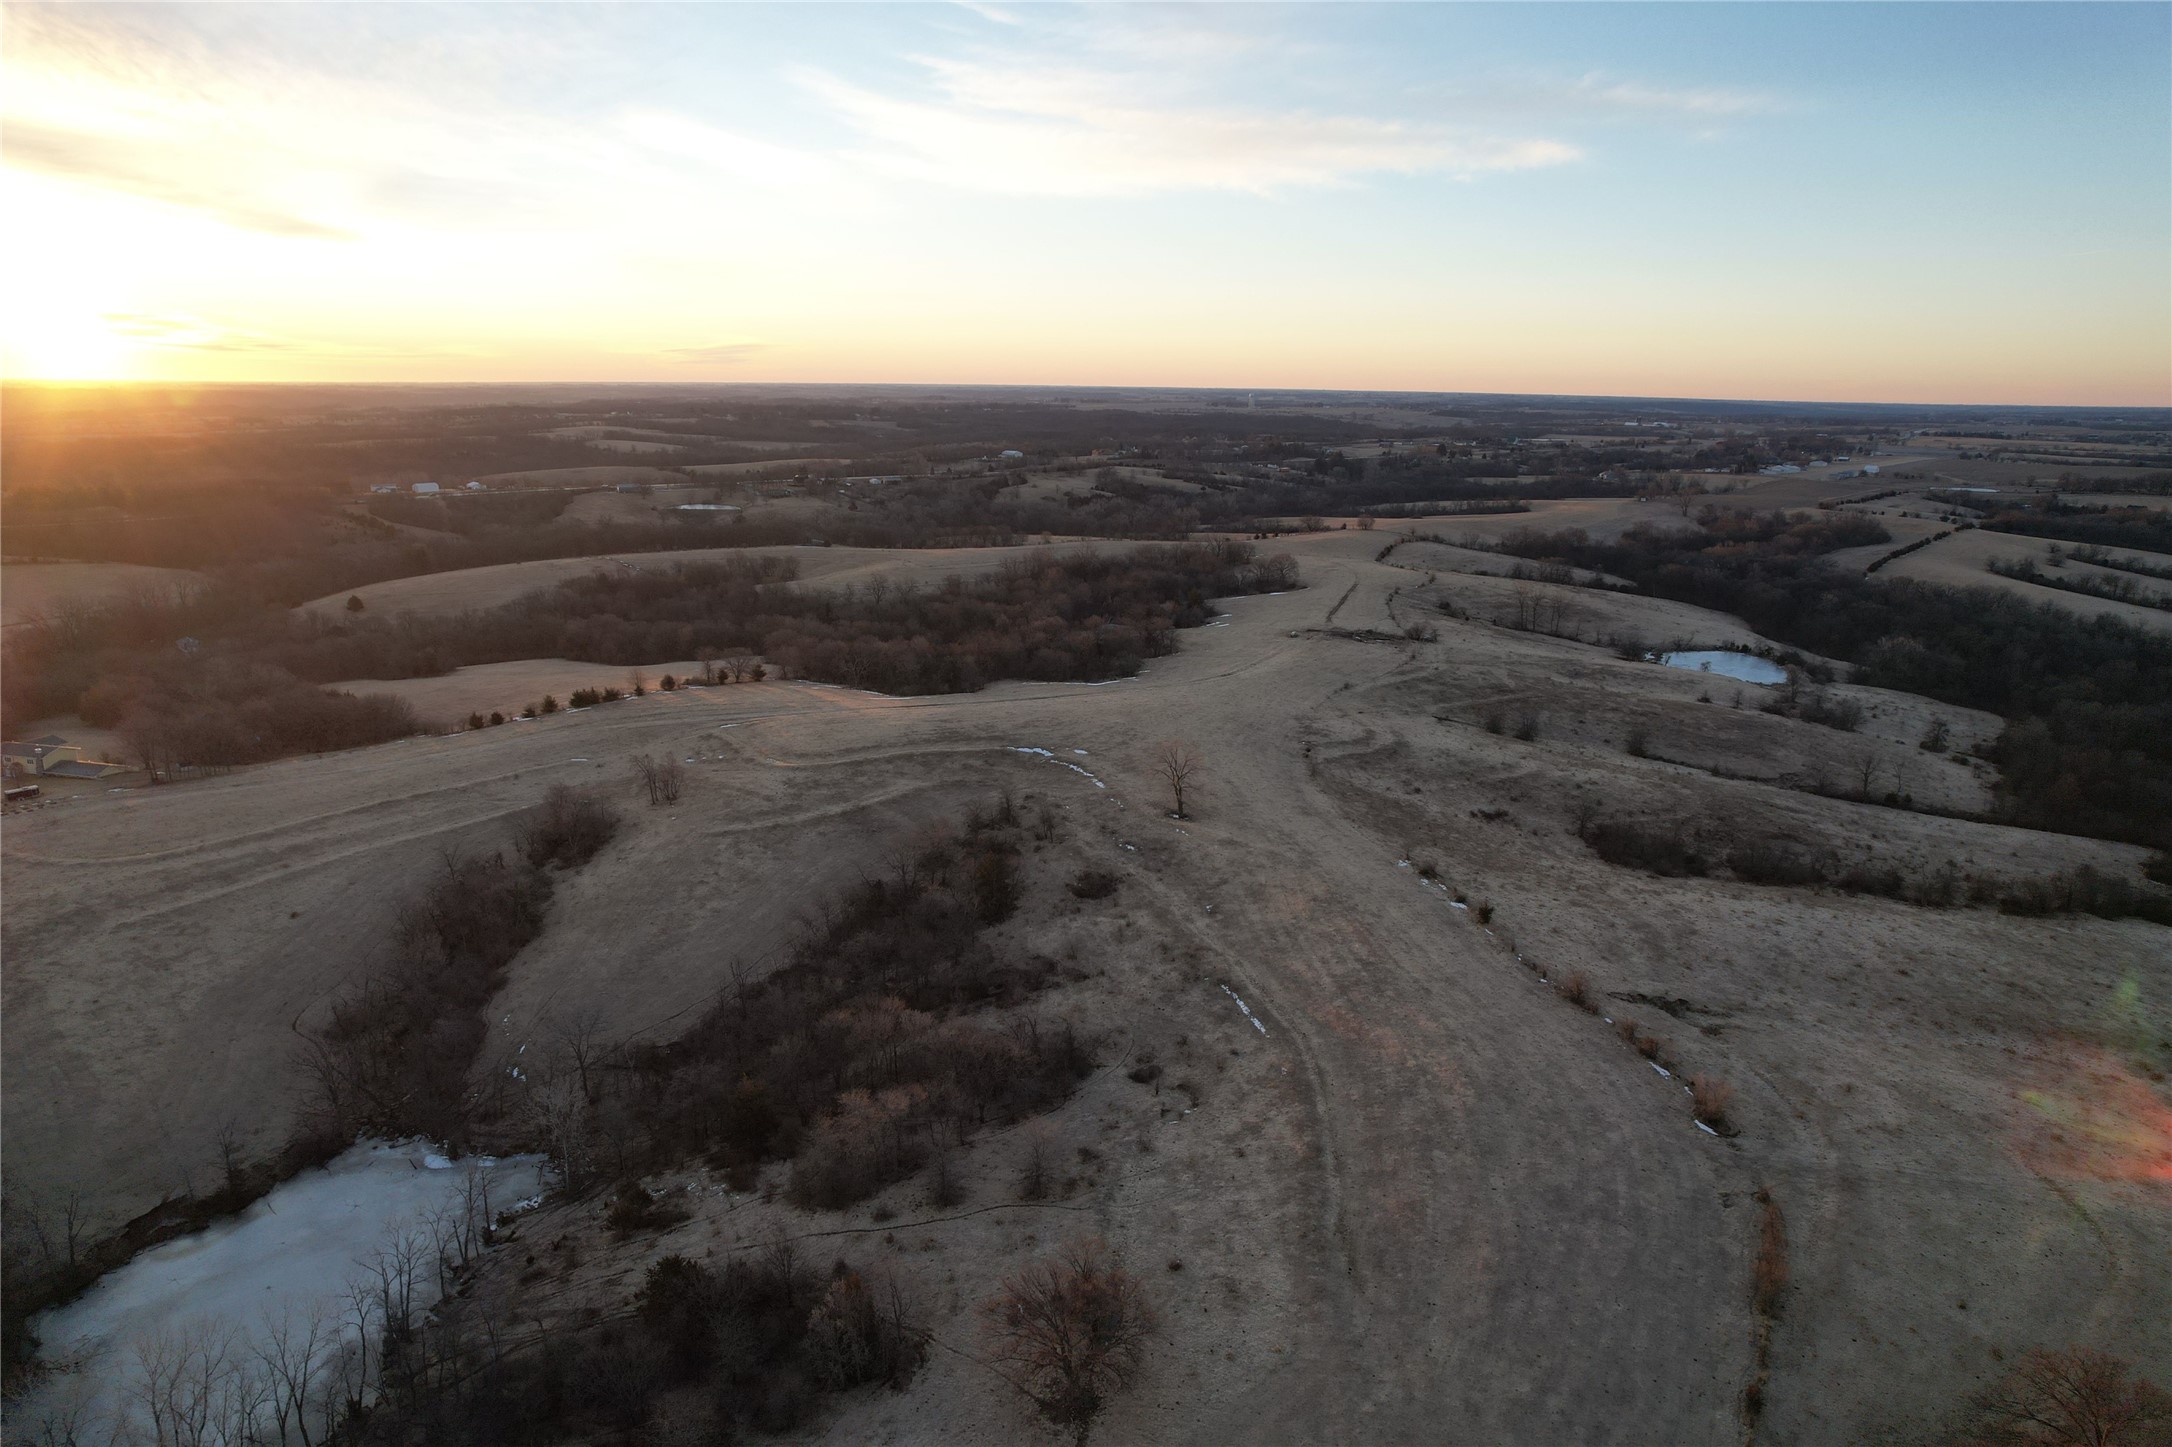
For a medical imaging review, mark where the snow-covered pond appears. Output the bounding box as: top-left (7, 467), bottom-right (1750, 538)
top-left (1659, 650), bottom-right (1789, 685)
top-left (24, 1140), bottom-right (546, 1439)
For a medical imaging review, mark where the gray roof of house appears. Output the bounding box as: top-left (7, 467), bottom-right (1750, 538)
top-left (43, 760), bottom-right (124, 779)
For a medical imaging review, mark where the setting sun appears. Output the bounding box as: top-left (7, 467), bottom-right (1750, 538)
top-left (4, 299), bottom-right (134, 381)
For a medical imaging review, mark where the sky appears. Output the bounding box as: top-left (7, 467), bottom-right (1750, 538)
top-left (2, 2), bottom-right (2167, 404)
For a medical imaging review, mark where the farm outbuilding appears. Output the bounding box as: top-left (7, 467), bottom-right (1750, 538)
top-left (411, 482), bottom-right (441, 495)
top-left (2, 735), bottom-right (126, 779)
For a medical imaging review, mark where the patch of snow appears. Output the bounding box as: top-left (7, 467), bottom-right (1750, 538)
top-left (1220, 985), bottom-right (1268, 1034)
top-left (1449, 900), bottom-right (1469, 911)
top-left (1651, 1062), bottom-right (1672, 1078)
top-left (1695, 1120), bottom-right (1719, 1136)
top-left (1013, 746), bottom-right (1105, 787)
top-left (1071, 749), bottom-right (1089, 756)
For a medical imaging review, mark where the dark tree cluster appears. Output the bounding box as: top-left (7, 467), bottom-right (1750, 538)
top-left (301, 786), bottom-right (620, 1150)
top-left (599, 804), bottom-right (1094, 1208)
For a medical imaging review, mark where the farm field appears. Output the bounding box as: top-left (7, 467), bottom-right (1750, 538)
top-left (7, 526), bottom-right (2164, 1444)
top-left (295, 540), bottom-right (1145, 618)
top-left (1875, 527), bottom-right (2172, 633)
top-left (317, 657), bottom-right (709, 728)
top-left (0, 562), bottom-right (204, 628)
top-left (470, 466), bottom-right (684, 488)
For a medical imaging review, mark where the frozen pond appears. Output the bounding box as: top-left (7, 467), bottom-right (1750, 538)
top-left (1659, 650), bottom-right (1788, 685)
top-left (24, 1139), bottom-right (546, 1439)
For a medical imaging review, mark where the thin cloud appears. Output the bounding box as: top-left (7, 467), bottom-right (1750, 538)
top-left (4, 121), bottom-right (352, 239)
top-left (1559, 73), bottom-right (1779, 119)
top-left (665, 342), bottom-right (769, 365)
top-left (799, 61), bottom-right (1579, 197)
top-left (105, 312), bottom-right (299, 352)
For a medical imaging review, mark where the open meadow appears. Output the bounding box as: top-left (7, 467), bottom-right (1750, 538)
top-left (7, 523), bottom-right (2164, 1444)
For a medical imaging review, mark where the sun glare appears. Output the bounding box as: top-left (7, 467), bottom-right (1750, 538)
top-left (4, 294), bottom-right (136, 380)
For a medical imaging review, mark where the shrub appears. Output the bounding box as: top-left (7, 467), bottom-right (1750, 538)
top-left (467, 712), bottom-right (485, 730)
top-left (1689, 1074), bottom-right (1734, 1130)
top-left (1513, 715), bottom-right (1539, 742)
top-left (541, 694), bottom-right (560, 715)
top-left (1624, 726), bottom-right (1650, 758)
top-left (980, 1238), bottom-right (1157, 1445)
top-left (520, 785), bottom-right (622, 869)
top-left (1728, 843), bottom-right (1829, 888)
top-left (607, 1181), bottom-right (691, 1237)
top-left (602, 686), bottom-right (622, 702)
top-left (1582, 820), bottom-right (1706, 877)
top-left (488, 710), bottom-right (505, 725)
top-left (1994, 865), bottom-right (2172, 927)
top-left (972, 847), bottom-right (1021, 924)
top-left (660, 674), bottom-right (678, 691)
top-left (1616, 1017), bottom-right (1666, 1063)
top-left (1557, 971), bottom-right (1595, 1012)
top-left (1068, 868), bottom-right (1120, 900)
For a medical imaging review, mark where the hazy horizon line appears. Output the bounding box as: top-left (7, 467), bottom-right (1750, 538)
top-left (6, 376), bottom-right (2168, 415)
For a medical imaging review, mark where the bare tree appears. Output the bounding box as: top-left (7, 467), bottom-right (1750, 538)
top-left (1953, 1346), bottom-right (2172, 1446)
top-left (214, 1119), bottom-right (248, 1198)
top-left (633, 753), bottom-right (684, 806)
top-left (981, 1236), bottom-right (1159, 1447)
top-left (1153, 740), bottom-right (1202, 820)
top-left (257, 1300), bottom-right (340, 1447)
top-left (1853, 749), bottom-right (1881, 800)
top-left (543, 1007), bottom-right (611, 1105)
top-left (523, 1060), bottom-right (598, 1196)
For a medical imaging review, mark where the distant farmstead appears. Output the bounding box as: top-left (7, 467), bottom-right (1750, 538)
top-left (2, 735), bottom-right (127, 780)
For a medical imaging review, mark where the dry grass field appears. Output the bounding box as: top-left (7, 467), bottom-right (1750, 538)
top-left (684, 456), bottom-right (854, 477)
top-left (6, 525), bottom-right (2165, 1442)
top-left (1876, 528), bottom-right (2172, 634)
top-left (0, 562), bottom-right (205, 629)
top-left (469, 466), bottom-right (685, 488)
top-left (315, 658), bottom-right (706, 728)
top-left (294, 540), bottom-right (1144, 618)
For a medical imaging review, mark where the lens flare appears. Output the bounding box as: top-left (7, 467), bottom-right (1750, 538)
top-left (2013, 1038), bottom-right (2172, 1185)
